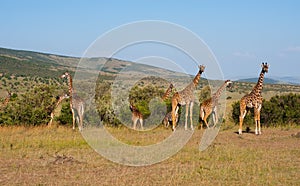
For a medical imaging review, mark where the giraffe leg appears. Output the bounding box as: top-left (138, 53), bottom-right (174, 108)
top-left (254, 107), bottom-right (259, 135)
top-left (48, 112), bottom-right (54, 126)
top-left (239, 111), bottom-right (246, 135)
top-left (257, 106), bottom-right (262, 135)
top-left (140, 118), bottom-right (144, 130)
top-left (171, 99), bottom-right (178, 131)
top-left (77, 114), bottom-right (82, 131)
top-left (189, 102), bottom-right (194, 130)
top-left (71, 109), bottom-right (76, 130)
top-left (203, 111), bottom-right (210, 129)
top-left (184, 104), bottom-right (189, 130)
top-left (78, 104), bottom-right (84, 131)
top-left (163, 116), bottom-right (168, 128)
top-left (133, 117), bottom-right (138, 130)
top-left (212, 109), bottom-right (218, 128)
top-left (258, 120), bottom-right (261, 135)
top-left (76, 115), bottom-right (80, 127)
top-left (239, 101), bottom-right (247, 135)
top-left (199, 106), bottom-right (204, 130)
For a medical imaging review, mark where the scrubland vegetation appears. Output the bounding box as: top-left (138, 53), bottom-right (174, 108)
top-left (0, 48), bottom-right (300, 185)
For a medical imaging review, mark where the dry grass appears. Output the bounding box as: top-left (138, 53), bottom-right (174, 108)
top-left (0, 125), bottom-right (299, 185)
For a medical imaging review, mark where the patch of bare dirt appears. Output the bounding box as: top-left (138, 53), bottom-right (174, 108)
top-left (48, 154), bottom-right (83, 165)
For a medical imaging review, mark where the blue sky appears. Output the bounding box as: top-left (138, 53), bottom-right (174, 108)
top-left (1, 0), bottom-right (300, 79)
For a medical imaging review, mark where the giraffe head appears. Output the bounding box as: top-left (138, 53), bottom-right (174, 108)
top-left (225, 80), bottom-right (233, 88)
top-left (129, 100), bottom-right (135, 110)
top-left (198, 65), bottom-right (205, 73)
top-left (61, 72), bottom-right (70, 79)
top-left (129, 102), bottom-right (137, 112)
top-left (261, 62), bottom-right (269, 73)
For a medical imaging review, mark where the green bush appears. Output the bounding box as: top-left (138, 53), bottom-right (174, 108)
top-left (55, 102), bottom-right (72, 125)
top-left (94, 79), bottom-right (169, 127)
top-left (0, 84), bottom-right (61, 126)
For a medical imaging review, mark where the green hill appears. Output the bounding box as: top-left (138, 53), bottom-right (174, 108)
top-left (237, 77), bottom-right (282, 85)
top-left (0, 47), bottom-right (80, 77)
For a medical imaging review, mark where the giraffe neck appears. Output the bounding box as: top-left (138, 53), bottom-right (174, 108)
top-left (192, 70), bottom-right (202, 87)
top-left (184, 69), bottom-right (203, 92)
top-left (161, 84), bottom-right (173, 101)
top-left (212, 82), bottom-right (228, 101)
top-left (251, 70), bottom-right (265, 95)
top-left (67, 74), bottom-right (73, 97)
top-left (56, 95), bottom-right (69, 107)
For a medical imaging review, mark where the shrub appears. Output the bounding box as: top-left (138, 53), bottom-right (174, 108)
top-left (55, 102), bottom-right (72, 125)
top-left (0, 84), bottom-right (61, 126)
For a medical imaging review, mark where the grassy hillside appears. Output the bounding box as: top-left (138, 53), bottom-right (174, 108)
top-left (238, 77), bottom-right (282, 84)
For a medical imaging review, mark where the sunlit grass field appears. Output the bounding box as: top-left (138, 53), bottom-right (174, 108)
top-left (0, 125), bottom-right (299, 185)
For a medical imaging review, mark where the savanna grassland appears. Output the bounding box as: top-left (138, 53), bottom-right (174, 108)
top-left (0, 126), bottom-right (299, 185)
top-left (1, 47), bottom-right (300, 185)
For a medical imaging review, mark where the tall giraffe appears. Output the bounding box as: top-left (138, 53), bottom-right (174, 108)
top-left (199, 80), bottom-right (232, 129)
top-left (48, 94), bottom-right (70, 126)
top-left (171, 65), bottom-right (205, 131)
top-left (129, 83), bottom-right (174, 130)
top-left (61, 72), bottom-right (85, 131)
top-left (239, 62), bottom-right (269, 135)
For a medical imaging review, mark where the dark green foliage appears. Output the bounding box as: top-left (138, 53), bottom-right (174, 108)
top-left (129, 84), bottom-right (165, 118)
top-left (55, 102), bottom-right (72, 125)
top-left (198, 85), bottom-right (211, 103)
top-left (231, 93), bottom-right (300, 126)
top-left (260, 93), bottom-right (300, 126)
top-left (0, 85), bottom-right (61, 126)
top-left (94, 78), bottom-right (170, 127)
top-left (94, 80), bottom-right (120, 126)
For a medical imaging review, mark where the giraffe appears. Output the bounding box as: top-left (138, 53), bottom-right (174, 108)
top-left (129, 101), bottom-right (144, 130)
top-left (129, 83), bottom-right (174, 130)
top-left (239, 62), bottom-right (269, 135)
top-left (61, 72), bottom-right (85, 131)
top-left (1, 91), bottom-right (11, 110)
top-left (171, 65), bottom-right (205, 131)
top-left (2, 91), bottom-right (11, 108)
top-left (199, 80), bottom-right (232, 129)
top-left (163, 111), bottom-right (178, 128)
top-left (48, 94), bottom-right (70, 126)
top-left (160, 83), bottom-right (179, 128)
top-left (161, 83), bottom-right (174, 101)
